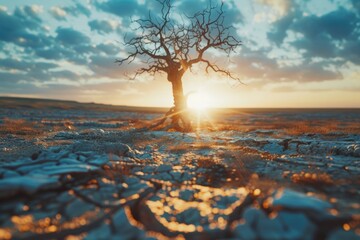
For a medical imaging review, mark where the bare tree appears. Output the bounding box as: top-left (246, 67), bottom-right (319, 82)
top-left (116, 0), bottom-right (241, 131)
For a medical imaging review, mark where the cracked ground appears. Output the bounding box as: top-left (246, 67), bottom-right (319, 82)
top-left (0, 102), bottom-right (359, 239)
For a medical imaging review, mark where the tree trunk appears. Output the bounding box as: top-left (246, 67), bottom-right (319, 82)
top-left (170, 76), bottom-right (192, 132)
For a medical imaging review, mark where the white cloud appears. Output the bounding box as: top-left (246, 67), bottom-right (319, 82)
top-left (50, 6), bottom-right (67, 20)
top-left (0, 5), bottom-right (8, 12)
top-left (257, 0), bottom-right (291, 18)
top-left (30, 5), bottom-right (43, 14)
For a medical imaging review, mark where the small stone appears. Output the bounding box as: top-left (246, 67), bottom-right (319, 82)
top-left (143, 165), bottom-right (156, 173)
top-left (156, 164), bottom-right (172, 172)
top-left (153, 172), bottom-right (172, 181)
top-left (177, 208), bottom-right (202, 224)
top-left (169, 171), bottom-right (182, 182)
top-left (125, 177), bottom-right (141, 185)
top-left (181, 172), bottom-right (194, 181)
top-left (179, 189), bottom-right (195, 201)
top-left (145, 145), bottom-right (153, 152)
top-left (103, 143), bottom-right (135, 158)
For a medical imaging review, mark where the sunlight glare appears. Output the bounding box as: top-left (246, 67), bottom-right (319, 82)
top-left (187, 91), bottom-right (210, 111)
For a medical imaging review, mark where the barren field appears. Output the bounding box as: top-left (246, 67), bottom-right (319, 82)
top-left (0, 97), bottom-right (359, 239)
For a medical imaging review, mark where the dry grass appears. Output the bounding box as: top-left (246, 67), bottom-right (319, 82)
top-left (0, 118), bottom-right (44, 136)
top-left (167, 142), bottom-right (214, 154)
top-left (215, 118), bottom-right (360, 135)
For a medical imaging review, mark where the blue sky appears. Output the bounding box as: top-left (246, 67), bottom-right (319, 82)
top-left (0, 0), bottom-right (359, 107)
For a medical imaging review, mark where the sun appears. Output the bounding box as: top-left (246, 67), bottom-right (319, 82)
top-left (187, 91), bottom-right (210, 111)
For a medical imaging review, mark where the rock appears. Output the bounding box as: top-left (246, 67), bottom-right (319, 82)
top-left (263, 141), bottom-right (284, 154)
top-left (156, 164), bottom-right (172, 172)
top-left (327, 228), bottom-right (360, 240)
top-left (143, 165), bottom-right (156, 174)
top-left (60, 158), bottom-right (81, 165)
top-left (270, 189), bottom-right (331, 212)
top-left (138, 153), bottom-right (152, 160)
top-left (88, 155), bottom-right (109, 166)
top-left (2, 170), bottom-right (20, 178)
top-left (178, 208), bottom-right (202, 224)
top-left (16, 163), bottom-right (55, 174)
top-left (36, 164), bottom-right (99, 175)
top-left (57, 191), bottom-right (76, 203)
top-left (232, 207), bottom-right (262, 240)
top-left (181, 172), bottom-right (194, 181)
top-left (65, 198), bottom-right (96, 218)
top-left (103, 143), bottom-right (135, 158)
top-left (243, 207), bottom-right (262, 225)
top-left (169, 171), bottom-right (182, 182)
top-left (112, 207), bottom-right (146, 239)
top-left (178, 189), bottom-right (194, 201)
top-left (233, 222), bottom-right (257, 240)
top-left (153, 172), bottom-right (172, 181)
top-left (125, 177), bottom-right (141, 185)
top-left (277, 211), bottom-right (316, 240)
top-left (0, 175), bottom-right (60, 198)
top-left (85, 223), bottom-right (112, 240)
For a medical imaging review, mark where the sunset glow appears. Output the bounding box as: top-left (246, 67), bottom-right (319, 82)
top-left (0, 0), bottom-right (359, 108)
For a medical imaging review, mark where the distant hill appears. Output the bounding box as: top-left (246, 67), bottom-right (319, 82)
top-left (0, 97), bottom-right (168, 113)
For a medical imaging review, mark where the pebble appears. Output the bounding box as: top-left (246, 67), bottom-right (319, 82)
top-left (156, 164), bottom-right (172, 172)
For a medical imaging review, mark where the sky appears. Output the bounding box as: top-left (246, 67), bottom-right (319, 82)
top-left (0, 0), bottom-right (359, 108)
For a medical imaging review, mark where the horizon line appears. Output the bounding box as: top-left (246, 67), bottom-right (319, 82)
top-left (0, 95), bottom-right (359, 110)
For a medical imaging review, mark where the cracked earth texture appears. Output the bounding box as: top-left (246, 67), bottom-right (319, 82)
top-left (0, 101), bottom-right (359, 239)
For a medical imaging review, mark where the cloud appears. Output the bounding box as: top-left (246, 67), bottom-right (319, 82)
top-left (50, 7), bottom-right (67, 21)
top-left (95, 0), bottom-right (145, 18)
top-left (0, 6), bottom-right (43, 44)
top-left (64, 2), bottom-right (91, 17)
top-left (257, 0), bottom-right (291, 17)
top-left (96, 42), bottom-right (121, 55)
top-left (89, 55), bottom-right (125, 78)
top-left (0, 58), bottom-right (58, 72)
top-left (56, 27), bottom-right (90, 45)
top-left (88, 19), bottom-right (118, 34)
top-left (14, 5), bottom-right (43, 23)
top-left (267, 6), bottom-right (360, 64)
top-left (231, 44), bottom-right (343, 85)
top-left (176, 0), bottom-right (243, 25)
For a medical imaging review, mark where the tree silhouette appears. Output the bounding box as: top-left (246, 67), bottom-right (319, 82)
top-left (117, 0), bottom-right (241, 131)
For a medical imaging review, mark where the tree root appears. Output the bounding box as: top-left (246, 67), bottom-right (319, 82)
top-left (136, 107), bottom-right (193, 132)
